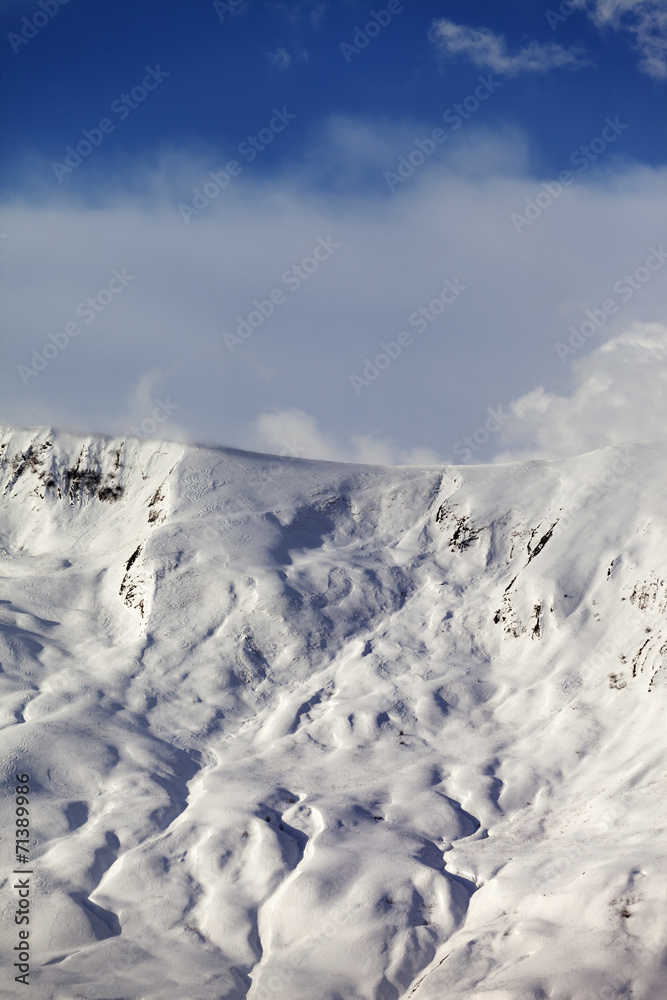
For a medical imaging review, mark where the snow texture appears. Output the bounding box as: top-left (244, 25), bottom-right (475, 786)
top-left (0, 425), bottom-right (666, 999)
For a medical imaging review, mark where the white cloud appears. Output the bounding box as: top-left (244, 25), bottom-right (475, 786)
top-left (241, 408), bottom-right (443, 466)
top-left (583, 0), bottom-right (667, 79)
top-left (495, 322), bottom-right (667, 461)
top-left (264, 47), bottom-right (292, 71)
top-left (429, 18), bottom-right (590, 75)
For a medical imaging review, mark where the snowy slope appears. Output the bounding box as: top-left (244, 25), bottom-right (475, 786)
top-left (0, 426), bottom-right (666, 1000)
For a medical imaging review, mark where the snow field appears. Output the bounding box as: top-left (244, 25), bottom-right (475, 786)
top-left (0, 426), bottom-right (666, 998)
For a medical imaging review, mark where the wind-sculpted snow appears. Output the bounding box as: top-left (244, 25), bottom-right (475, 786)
top-left (0, 426), bottom-right (666, 999)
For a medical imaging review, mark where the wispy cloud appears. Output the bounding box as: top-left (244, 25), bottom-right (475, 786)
top-left (271, 0), bottom-right (328, 30)
top-left (308, 1), bottom-right (327, 29)
top-left (430, 18), bottom-right (590, 75)
top-left (264, 46), bottom-right (291, 71)
top-left (263, 46), bottom-right (308, 71)
top-left (583, 0), bottom-right (667, 79)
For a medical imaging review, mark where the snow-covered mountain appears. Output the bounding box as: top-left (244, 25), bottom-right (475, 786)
top-left (1, 425), bottom-right (666, 1000)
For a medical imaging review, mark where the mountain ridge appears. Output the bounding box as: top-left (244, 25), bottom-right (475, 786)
top-left (0, 425), bottom-right (666, 999)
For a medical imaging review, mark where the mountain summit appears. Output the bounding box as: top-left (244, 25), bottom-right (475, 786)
top-left (1, 426), bottom-right (665, 999)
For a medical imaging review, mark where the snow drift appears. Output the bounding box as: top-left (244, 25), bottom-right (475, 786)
top-left (0, 425), bottom-right (666, 999)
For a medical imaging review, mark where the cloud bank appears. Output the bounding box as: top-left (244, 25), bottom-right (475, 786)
top-left (1, 123), bottom-right (666, 465)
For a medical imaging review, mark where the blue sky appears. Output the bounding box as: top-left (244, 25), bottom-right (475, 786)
top-left (1, 0), bottom-right (666, 463)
